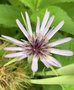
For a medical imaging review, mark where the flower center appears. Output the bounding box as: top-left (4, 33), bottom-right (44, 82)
top-left (31, 39), bottom-right (42, 54)
top-left (28, 38), bottom-right (49, 56)
top-left (23, 35), bottom-right (50, 57)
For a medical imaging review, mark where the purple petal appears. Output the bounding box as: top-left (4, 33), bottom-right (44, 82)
top-left (4, 52), bottom-right (24, 58)
top-left (46, 56), bottom-right (62, 67)
top-left (31, 56), bottom-right (39, 72)
top-left (4, 47), bottom-right (23, 51)
top-left (49, 37), bottom-right (72, 47)
top-left (16, 19), bottom-right (29, 39)
top-left (43, 15), bottom-right (55, 35)
top-left (36, 16), bottom-right (40, 34)
top-left (25, 12), bottom-right (32, 36)
top-left (2, 35), bottom-right (23, 46)
top-left (46, 21), bottom-right (64, 40)
top-left (49, 48), bottom-right (73, 56)
top-left (40, 10), bottom-right (50, 32)
top-left (18, 54), bottom-right (28, 61)
top-left (40, 58), bottom-right (50, 68)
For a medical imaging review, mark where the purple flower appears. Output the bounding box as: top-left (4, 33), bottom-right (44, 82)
top-left (2, 10), bottom-right (73, 73)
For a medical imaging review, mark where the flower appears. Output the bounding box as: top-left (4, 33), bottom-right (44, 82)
top-left (2, 10), bottom-right (73, 73)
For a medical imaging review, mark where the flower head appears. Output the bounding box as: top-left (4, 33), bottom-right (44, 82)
top-left (2, 10), bottom-right (73, 73)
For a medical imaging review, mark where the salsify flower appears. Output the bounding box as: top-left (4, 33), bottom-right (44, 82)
top-left (2, 10), bottom-right (73, 73)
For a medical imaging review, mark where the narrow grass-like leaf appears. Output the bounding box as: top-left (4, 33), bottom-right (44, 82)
top-left (4, 58), bottom-right (17, 66)
top-left (31, 75), bottom-right (74, 84)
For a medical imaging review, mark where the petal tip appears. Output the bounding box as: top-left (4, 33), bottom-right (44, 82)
top-left (52, 15), bottom-right (55, 19)
top-left (68, 37), bottom-right (72, 41)
top-left (1, 35), bottom-right (5, 37)
top-left (25, 11), bottom-right (28, 16)
top-left (70, 51), bottom-right (74, 56)
top-left (66, 51), bottom-right (73, 56)
top-left (45, 9), bottom-right (50, 15)
top-left (58, 20), bottom-right (64, 28)
top-left (16, 19), bottom-right (19, 23)
top-left (4, 48), bottom-right (7, 50)
top-left (4, 55), bottom-right (9, 58)
top-left (58, 63), bottom-right (62, 68)
top-left (61, 20), bottom-right (64, 25)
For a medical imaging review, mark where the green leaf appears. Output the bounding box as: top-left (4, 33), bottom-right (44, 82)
top-left (8, 0), bottom-right (21, 6)
top-left (31, 75), bottom-right (74, 84)
top-left (0, 5), bottom-right (21, 27)
top-left (55, 2), bottom-right (74, 21)
top-left (19, 0), bottom-right (42, 12)
top-left (64, 7), bottom-right (74, 21)
top-left (31, 6), bottom-right (74, 35)
top-left (43, 85), bottom-right (62, 90)
top-left (54, 64), bottom-right (74, 75)
top-left (37, 64), bottom-right (74, 76)
top-left (40, 0), bottom-right (74, 6)
top-left (35, 0), bottom-right (42, 9)
top-left (19, 0), bottom-right (35, 12)
top-left (49, 0), bottom-right (74, 4)
top-left (4, 58), bottom-right (18, 66)
top-left (63, 85), bottom-right (74, 90)
top-left (0, 0), bottom-right (7, 4)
